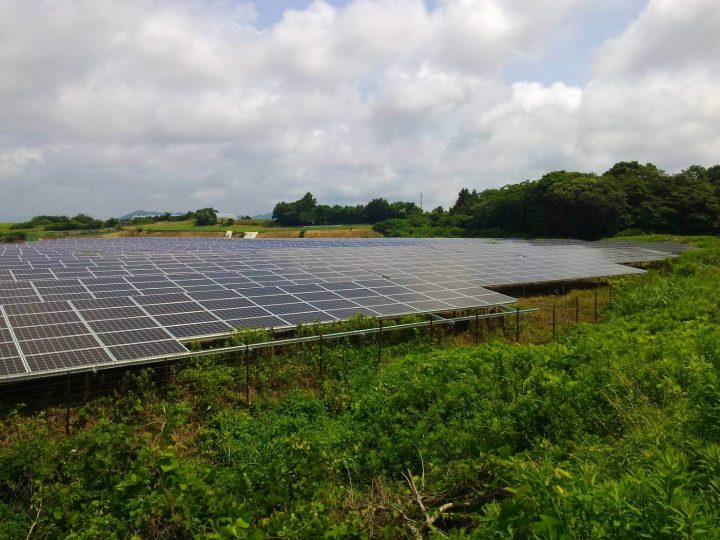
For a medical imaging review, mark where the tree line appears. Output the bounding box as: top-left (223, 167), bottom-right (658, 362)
top-left (274, 161), bottom-right (720, 239)
top-left (8, 209), bottom-right (240, 231)
top-left (272, 193), bottom-right (423, 226)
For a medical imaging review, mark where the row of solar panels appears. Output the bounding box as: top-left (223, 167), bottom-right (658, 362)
top-left (0, 280), bottom-right (516, 379)
top-left (0, 238), bottom-right (681, 382)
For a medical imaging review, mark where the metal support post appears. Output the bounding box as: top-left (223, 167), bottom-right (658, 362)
top-left (474, 309), bottom-right (479, 345)
top-left (594, 289), bottom-right (598, 323)
top-left (244, 345), bottom-right (250, 405)
top-left (377, 319), bottom-right (384, 363)
top-left (65, 374), bottom-right (71, 436)
top-left (515, 307), bottom-right (520, 342)
top-left (319, 334), bottom-right (325, 383)
top-left (575, 296), bottom-right (579, 323)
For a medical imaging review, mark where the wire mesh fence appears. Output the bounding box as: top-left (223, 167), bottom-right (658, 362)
top-left (0, 282), bottom-right (617, 430)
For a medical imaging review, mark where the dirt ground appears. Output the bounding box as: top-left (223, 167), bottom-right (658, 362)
top-left (303, 228), bottom-right (381, 238)
top-left (105, 231), bottom-right (227, 238)
top-left (106, 228), bottom-right (380, 239)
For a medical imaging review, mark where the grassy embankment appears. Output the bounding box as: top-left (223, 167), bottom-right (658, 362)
top-left (110, 220), bottom-right (381, 238)
top-left (1, 220), bottom-right (381, 239)
top-left (1, 236), bottom-right (720, 537)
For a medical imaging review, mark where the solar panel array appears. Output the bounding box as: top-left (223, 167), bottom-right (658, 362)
top-left (0, 237), bottom-right (678, 381)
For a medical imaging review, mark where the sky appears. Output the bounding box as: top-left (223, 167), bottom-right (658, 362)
top-left (0, 0), bottom-right (719, 220)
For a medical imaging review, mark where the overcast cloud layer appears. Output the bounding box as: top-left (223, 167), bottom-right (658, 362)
top-left (0, 0), bottom-right (719, 219)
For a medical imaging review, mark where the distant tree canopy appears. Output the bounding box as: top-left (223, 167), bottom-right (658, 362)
top-left (11, 214), bottom-right (104, 231)
top-left (193, 208), bottom-right (219, 227)
top-left (375, 161), bottom-right (720, 239)
top-left (272, 193), bottom-right (422, 226)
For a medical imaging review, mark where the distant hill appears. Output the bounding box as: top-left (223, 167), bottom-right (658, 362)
top-left (252, 213), bottom-right (273, 220)
top-left (119, 210), bottom-right (164, 220)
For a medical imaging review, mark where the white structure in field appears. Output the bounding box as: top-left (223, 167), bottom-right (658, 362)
top-left (244, 231), bottom-right (258, 238)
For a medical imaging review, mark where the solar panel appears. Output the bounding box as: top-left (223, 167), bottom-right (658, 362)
top-left (0, 236), bottom-right (677, 382)
top-left (165, 321), bottom-right (232, 338)
top-left (3, 301), bottom-right (72, 315)
top-left (19, 335), bottom-right (102, 356)
top-left (264, 303), bottom-right (316, 315)
top-left (198, 297), bottom-right (257, 310)
top-left (25, 348), bottom-right (113, 372)
top-left (14, 323), bottom-right (91, 341)
top-left (155, 312), bottom-right (218, 325)
top-left (0, 342), bottom-right (20, 358)
top-left (9, 311), bottom-right (82, 327)
top-left (72, 297), bottom-right (137, 310)
top-left (0, 356), bottom-right (26, 376)
top-left (97, 328), bottom-right (176, 346)
top-left (281, 311), bottom-right (332, 325)
top-left (144, 302), bottom-right (205, 316)
top-left (212, 306), bottom-right (272, 320)
top-left (79, 307), bottom-right (147, 321)
top-left (87, 317), bottom-right (159, 333)
top-left (229, 315), bottom-right (288, 329)
top-left (108, 341), bottom-right (188, 361)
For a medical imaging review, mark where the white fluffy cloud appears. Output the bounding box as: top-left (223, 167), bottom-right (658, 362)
top-left (0, 0), bottom-right (718, 219)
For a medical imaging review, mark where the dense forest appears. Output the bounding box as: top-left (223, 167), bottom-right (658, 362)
top-left (273, 162), bottom-right (720, 240)
top-left (2, 236), bottom-right (720, 537)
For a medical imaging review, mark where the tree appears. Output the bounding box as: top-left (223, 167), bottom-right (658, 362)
top-left (272, 193), bottom-right (317, 226)
top-left (295, 193), bottom-right (317, 225)
top-left (364, 198), bottom-right (392, 223)
top-left (193, 208), bottom-right (219, 226)
top-left (450, 188), bottom-right (477, 214)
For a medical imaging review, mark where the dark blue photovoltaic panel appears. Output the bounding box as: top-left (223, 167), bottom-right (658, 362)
top-left (108, 341), bottom-right (187, 361)
top-left (165, 322), bottom-right (232, 338)
top-left (228, 316), bottom-right (288, 330)
top-left (25, 349), bottom-right (113, 372)
top-left (87, 317), bottom-right (159, 333)
top-left (14, 323), bottom-right (90, 341)
top-left (96, 328), bottom-right (174, 346)
top-left (155, 312), bottom-right (218, 326)
top-left (19, 335), bottom-right (101, 356)
top-left (0, 236), bottom-right (674, 381)
top-left (0, 356), bottom-right (26, 376)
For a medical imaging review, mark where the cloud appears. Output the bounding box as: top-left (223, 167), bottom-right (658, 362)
top-left (0, 0), bottom-right (717, 219)
top-left (0, 147), bottom-right (43, 179)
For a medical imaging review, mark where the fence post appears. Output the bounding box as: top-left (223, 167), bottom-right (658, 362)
top-left (244, 345), bottom-right (250, 405)
top-left (65, 374), bottom-right (71, 436)
top-left (575, 296), bottom-right (579, 323)
top-left (475, 309), bottom-right (479, 345)
top-left (552, 302), bottom-right (557, 340)
top-left (594, 289), bottom-right (598, 323)
top-left (515, 307), bottom-right (520, 342)
top-left (319, 333), bottom-right (325, 384)
top-left (377, 319), bottom-right (384, 364)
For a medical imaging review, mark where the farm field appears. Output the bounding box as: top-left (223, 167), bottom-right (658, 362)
top-left (1, 236), bottom-right (718, 537)
top-left (114, 220), bottom-right (381, 238)
top-left (0, 219), bottom-right (382, 239)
